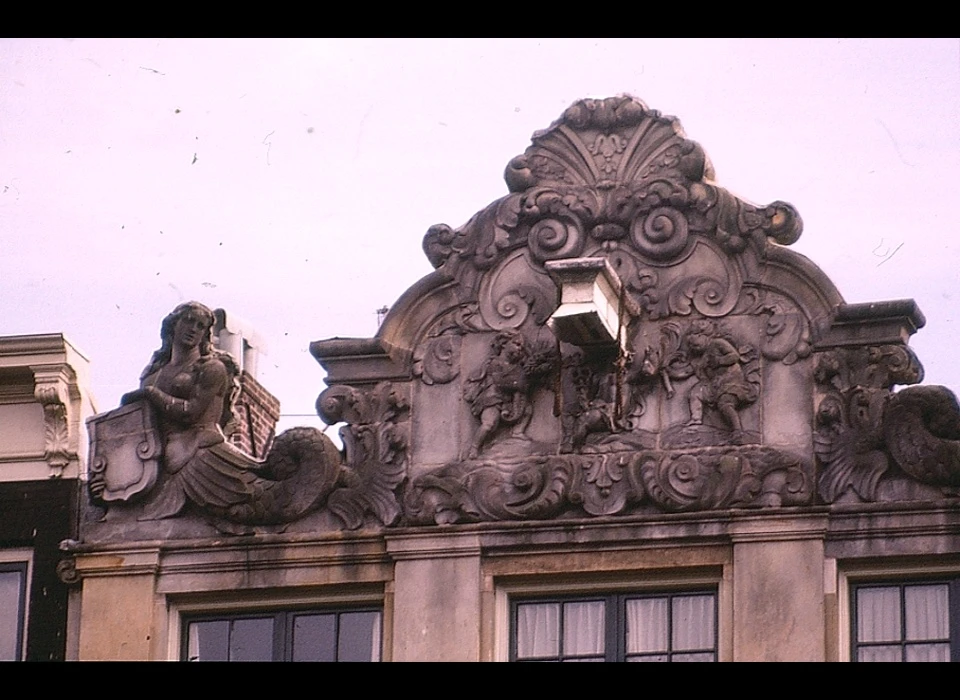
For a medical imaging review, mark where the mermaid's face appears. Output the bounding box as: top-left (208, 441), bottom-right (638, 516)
top-left (173, 310), bottom-right (210, 349)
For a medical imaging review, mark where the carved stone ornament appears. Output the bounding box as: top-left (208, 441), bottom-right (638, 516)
top-left (88, 302), bottom-right (356, 529)
top-left (31, 365), bottom-right (79, 477)
top-left (317, 381), bottom-right (410, 529)
top-left (88, 401), bottom-right (161, 502)
top-left (422, 96), bottom-right (801, 286)
top-left (814, 344), bottom-right (960, 502)
top-left (303, 95), bottom-right (960, 528)
top-left (405, 446), bottom-right (811, 525)
top-left (463, 329), bottom-right (558, 459)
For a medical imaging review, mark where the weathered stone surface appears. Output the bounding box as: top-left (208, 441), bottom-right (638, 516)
top-left (87, 96), bottom-right (960, 538)
top-left (83, 302), bottom-right (403, 541)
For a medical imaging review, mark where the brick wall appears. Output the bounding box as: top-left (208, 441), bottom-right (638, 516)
top-left (227, 370), bottom-right (280, 458)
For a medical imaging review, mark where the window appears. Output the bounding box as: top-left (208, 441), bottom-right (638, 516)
top-left (852, 580), bottom-right (960, 662)
top-left (511, 591), bottom-right (717, 662)
top-left (183, 608), bottom-right (382, 662)
top-left (0, 561), bottom-right (28, 662)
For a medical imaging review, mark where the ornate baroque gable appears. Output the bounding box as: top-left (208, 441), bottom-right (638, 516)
top-left (83, 96), bottom-right (959, 541)
top-left (315, 96), bottom-right (954, 527)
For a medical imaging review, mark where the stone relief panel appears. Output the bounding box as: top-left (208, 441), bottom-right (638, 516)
top-left (405, 445), bottom-right (812, 526)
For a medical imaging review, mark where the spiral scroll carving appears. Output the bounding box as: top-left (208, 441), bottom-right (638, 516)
top-left (630, 207), bottom-right (690, 261)
top-left (528, 217), bottom-right (585, 263)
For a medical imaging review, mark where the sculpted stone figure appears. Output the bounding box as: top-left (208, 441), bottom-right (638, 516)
top-left (685, 323), bottom-right (758, 434)
top-left (91, 302), bottom-right (343, 524)
top-left (464, 330), bottom-right (555, 458)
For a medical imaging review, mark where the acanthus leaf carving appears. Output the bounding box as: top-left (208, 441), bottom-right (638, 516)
top-left (811, 345), bottom-right (952, 503)
top-left (405, 445), bottom-right (811, 524)
top-left (569, 453), bottom-right (643, 516)
top-left (640, 446), bottom-right (810, 512)
top-left (404, 456), bottom-right (573, 525)
top-left (317, 381), bottom-right (410, 528)
top-left (31, 365), bottom-right (77, 477)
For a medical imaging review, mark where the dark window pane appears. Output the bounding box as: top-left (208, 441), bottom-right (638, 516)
top-left (337, 611), bottom-right (381, 662)
top-left (183, 608), bottom-right (381, 662)
top-left (186, 620), bottom-right (229, 662)
top-left (292, 614), bottom-right (336, 662)
top-left (229, 617), bottom-right (274, 662)
top-left (0, 569), bottom-right (25, 662)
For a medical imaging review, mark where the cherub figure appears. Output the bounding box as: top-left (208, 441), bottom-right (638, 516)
top-left (685, 322), bottom-right (758, 433)
top-left (464, 330), bottom-right (555, 458)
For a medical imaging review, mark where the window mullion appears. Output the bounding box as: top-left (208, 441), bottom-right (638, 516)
top-left (606, 595), bottom-right (620, 663)
top-left (277, 612), bottom-right (288, 662)
top-left (951, 580), bottom-right (960, 663)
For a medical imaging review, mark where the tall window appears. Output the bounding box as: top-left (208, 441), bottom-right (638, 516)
top-left (852, 580), bottom-right (960, 662)
top-left (511, 591), bottom-right (717, 662)
top-left (183, 608), bottom-right (382, 662)
top-left (0, 561), bottom-right (28, 662)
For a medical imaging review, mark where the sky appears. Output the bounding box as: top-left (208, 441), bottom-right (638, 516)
top-left (2, 38), bottom-right (958, 436)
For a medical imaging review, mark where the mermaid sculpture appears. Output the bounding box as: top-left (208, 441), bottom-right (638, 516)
top-left (92, 302), bottom-right (344, 524)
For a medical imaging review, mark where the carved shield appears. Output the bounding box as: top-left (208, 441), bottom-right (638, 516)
top-left (87, 400), bottom-right (162, 503)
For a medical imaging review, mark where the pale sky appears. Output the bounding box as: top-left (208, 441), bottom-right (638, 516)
top-left (2, 38), bottom-right (958, 435)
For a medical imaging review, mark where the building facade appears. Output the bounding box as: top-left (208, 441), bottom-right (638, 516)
top-left (0, 334), bottom-right (95, 661)
top-left (61, 96), bottom-right (960, 662)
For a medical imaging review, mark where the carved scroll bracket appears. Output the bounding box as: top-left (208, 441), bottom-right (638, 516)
top-left (29, 363), bottom-right (78, 478)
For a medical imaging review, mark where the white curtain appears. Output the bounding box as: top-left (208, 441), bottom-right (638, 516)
top-left (517, 603), bottom-right (559, 658)
top-left (563, 601), bottom-right (605, 657)
top-left (857, 586), bottom-right (901, 643)
top-left (857, 584), bottom-right (950, 662)
top-left (672, 595), bottom-right (715, 652)
top-left (626, 597), bottom-right (668, 654)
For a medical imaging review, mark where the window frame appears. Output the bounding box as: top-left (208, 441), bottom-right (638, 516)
top-left (0, 550), bottom-right (32, 663)
top-left (168, 588), bottom-right (385, 662)
top-left (850, 578), bottom-right (960, 662)
top-left (510, 589), bottom-right (719, 662)
top-left (494, 567), bottom-right (730, 662)
top-left (839, 559), bottom-right (960, 662)
top-left (180, 605), bottom-right (383, 662)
